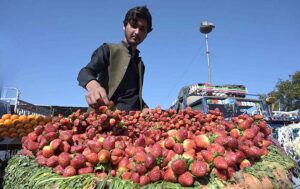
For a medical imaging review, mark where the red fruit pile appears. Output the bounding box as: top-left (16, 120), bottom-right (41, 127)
top-left (21, 105), bottom-right (272, 187)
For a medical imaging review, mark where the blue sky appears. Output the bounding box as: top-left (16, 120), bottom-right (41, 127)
top-left (1, 1), bottom-right (299, 109)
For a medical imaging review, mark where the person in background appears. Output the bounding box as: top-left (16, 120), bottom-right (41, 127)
top-left (77, 6), bottom-right (152, 114)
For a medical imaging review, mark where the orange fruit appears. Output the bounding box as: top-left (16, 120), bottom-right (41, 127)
top-left (17, 128), bottom-right (25, 134)
top-left (36, 116), bottom-right (44, 122)
top-left (15, 123), bottom-right (24, 128)
top-left (18, 132), bottom-right (26, 137)
top-left (24, 123), bottom-right (32, 129)
top-left (19, 115), bottom-right (28, 122)
top-left (8, 127), bottom-right (17, 133)
top-left (44, 116), bottom-right (52, 123)
top-left (13, 119), bottom-right (21, 125)
top-left (2, 114), bottom-right (11, 120)
top-left (28, 114), bottom-right (36, 121)
top-left (10, 114), bottom-right (19, 120)
top-left (26, 128), bottom-right (33, 133)
top-left (0, 127), bottom-right (7, 132)
top-left (9, 132), bottom-right (18, 138)
top-left (0, 131), bottom-right (9, 137)
top-left (30, 120), bottom-right (38, 126)
top-left (3, 119), bottom-right (13, 127)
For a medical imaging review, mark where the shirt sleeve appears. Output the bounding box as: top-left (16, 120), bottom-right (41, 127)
top-left (77, 44), bottom-right (110, 88)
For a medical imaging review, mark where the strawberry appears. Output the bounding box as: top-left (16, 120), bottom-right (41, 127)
top-left (59, 130), bottom-right (72, 142)
top-left (171, 159), bottom-right (187, 175)
top-left (118, 157), bottom-right (129, 173)
top-left (98, 149), bottom-right (110, 163)
top-left (63, 166), bottom-right (76, 177)
top-left (139, 175), bottom-right (150, 186)
top-left (85, 152), bottom-right (99, 166)
top-left (58, 152), bottom-right (71, 168)
top-left (59, 141), bottom-right (71, 153)
top-left (243, 128), bottom-right (256, 139)
top-left (50, 138), bottom-right (62, 151)
top-left (238, 120), bottom-right (252, 130)
top-left (230, 128), bottom-right (241, 138)
top-left (35, 155), bottom-right (47, 166)
top-left (131, 172), bottom-right (140, 183)
top-left (190, 161), bottom-right (208, 177)
top-left (214, 136), bottom-right (229, 146)
top-left (134, 151), bottom-right (147, 163)
top-left (34, 125), bottom-right (44, 135)
top-left (151, 143), bottom-right (162, 157)
top-left (45, 132), bottom-right (58, 142)
top-left (54, 165), bottom-right (64, 175)
top-left (26, 141), bottom-right (39, 151)
top-left (262, 139), bottom-right (271, 148)
top-left (44, 123), bottom-right (57, 133)
top-left (126, 160), bottom-right (136, 171)
top-left (213, 156), bottom-right (228, 170)
top-left (42, 145), bottom-right (54, 158)
top-left (253, 134), bottom-right (264, 147)
top-left (163, 167), bottom-right (177, 182)
top-left (224, 151), bottom-right (237, 167)
top-left (226, 136), bottom-right (238, 150)
top-left (194, 134), bottom-right (210, 149)
top-left (212, 128), bottom-right (227, 137)
top-left (78, 167), bottom-right (94, 175)
top-left (134, 136), bottom-right (146, 147)
top-left (125, 145), bottom-right (136, 157)
top-left (214, 168), bottom-right (228, 180)
top-left (86, 140), bottom-right (102, 153)
top-left (165, 150), bottom-right (176, 163)
top-left (102, 136), bottom-right (116, 150)
top-left (227, 166), bottom-right (236, 178)
top-left (46, 155), bottom-right (59, 167)
top-left (70, 154), bottom-right (86, 169)
top-left (178, 171), bottom-right (194, 186)
top-left (235, 151), bottom-right (246, 164)
top-left (207, 143), bottom-right (225, 155)
top-left (115, 140), bottom-right (126, 150)
top-left (148, 166), bottom-right (162, 182)
top-left (173, 143), bottom-right (184, 154)
top-left (239, 159), bottom-right (251, 169)
top-left (201, 150), bottom-right (214, 163)
top-left (182, 150), bottom-right (196, 161)
top-left (177, 128), bottom-right (188, 142)
top-left (144, 154), bottom-right (156, 169)
top-left (165, 137), bottom-right (176, 149)
top-left (28, 132), bottom-right (38, 141)
top-left (182, 139), bottom-right (196, 151)
top-left (136, 163), bottom-right (147, 175)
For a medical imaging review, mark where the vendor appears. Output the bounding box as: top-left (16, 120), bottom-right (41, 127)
top-left (77, 6), bottom-right (152, 114)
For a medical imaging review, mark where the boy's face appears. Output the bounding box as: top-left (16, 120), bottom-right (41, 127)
top-left (123, 18), bottom-right (148, 48)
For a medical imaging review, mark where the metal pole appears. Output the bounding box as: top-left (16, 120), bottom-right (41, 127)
top-left (205, 34), bottom-right (212, 84)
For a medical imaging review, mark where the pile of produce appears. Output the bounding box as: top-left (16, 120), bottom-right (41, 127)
top-left (0, 114), bottom-right (52, 138)
top-left (4, 105), bottom-right (297, 188)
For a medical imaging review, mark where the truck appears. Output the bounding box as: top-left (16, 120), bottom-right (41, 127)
top-left (170, 83), bottom-right (272, 119)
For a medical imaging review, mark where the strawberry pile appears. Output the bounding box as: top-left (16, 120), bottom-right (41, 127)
top-left (20, 105), bottom-right (272, 187)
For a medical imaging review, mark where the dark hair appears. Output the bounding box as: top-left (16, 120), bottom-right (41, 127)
top-left (123, 6), bottom-right (153, 33)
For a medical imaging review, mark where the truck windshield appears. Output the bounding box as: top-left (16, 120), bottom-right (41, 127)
top-left (206, 98), bottom-right (262, 118)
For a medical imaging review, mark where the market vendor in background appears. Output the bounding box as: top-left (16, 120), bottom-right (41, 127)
top-left (77, 6), bottom-right (152, 114)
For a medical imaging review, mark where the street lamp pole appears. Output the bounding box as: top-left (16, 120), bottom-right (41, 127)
top-left (204, 33), bottom-right (211, 84)
top-left (200, 21), bottom-right (215, 84)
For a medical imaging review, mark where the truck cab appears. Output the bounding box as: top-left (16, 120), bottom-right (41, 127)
top-left (171, 83), bottom-right (272, 120)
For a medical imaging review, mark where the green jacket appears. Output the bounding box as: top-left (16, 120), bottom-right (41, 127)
top-left (101, 42), bottom-right (146, 109)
